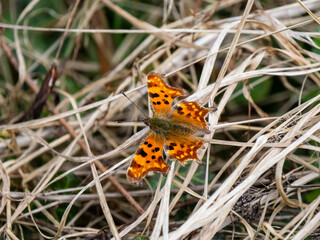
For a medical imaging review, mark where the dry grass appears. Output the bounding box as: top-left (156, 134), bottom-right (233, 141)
top-left (1, 0), bottom-right (320, 239)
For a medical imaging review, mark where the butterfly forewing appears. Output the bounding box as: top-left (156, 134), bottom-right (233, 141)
top-left (127, 133), bottom-right (169, 184)
top-left (147, 72), bottom-right (184, 115)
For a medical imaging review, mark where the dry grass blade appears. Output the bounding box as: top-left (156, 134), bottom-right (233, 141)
top-left (296, 0), bottom-right (320, 25)
top-left (1, 0), bottom-right (320, 239)
top-left (150, 161), bottom-right (175, 239)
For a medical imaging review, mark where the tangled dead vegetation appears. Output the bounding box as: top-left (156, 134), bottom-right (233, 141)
top-left (0, 0), bottom-right (320, 239)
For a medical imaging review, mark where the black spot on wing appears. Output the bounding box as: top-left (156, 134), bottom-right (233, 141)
top-left (150, 93), bottom-right (160, 98)
top-left (137, 148), bottom-right (147, 157)
top-left (174, 106), bottom-right (184, 115)
top-left (162, 99), bottom-right (169, 105)
top-left (168, 142), bottom-right (177, 150)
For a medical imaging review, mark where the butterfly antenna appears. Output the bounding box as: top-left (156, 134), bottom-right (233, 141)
top-left (121, 91), bottom-right (149, 119)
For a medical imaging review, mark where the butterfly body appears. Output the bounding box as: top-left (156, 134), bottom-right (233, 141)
top-left (146, 116), bottom-right (196, 137)
top-left (147, 117), bottom-right (172, 135)
top-left (127, 72), bottom-right (211, 184)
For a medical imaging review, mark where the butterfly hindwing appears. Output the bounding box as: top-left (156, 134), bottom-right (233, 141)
top-left (164, 135), bottom-right (204, 165)
top-left (171, 100), bottom-right (211, 133)
top-left (147, 72), bottom-right (184, 115)
top-left (127, 132), bottom-right (169, 184)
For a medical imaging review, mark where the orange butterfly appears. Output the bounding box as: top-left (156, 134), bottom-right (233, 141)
top-left (127, 72), bottom-right (211, 184)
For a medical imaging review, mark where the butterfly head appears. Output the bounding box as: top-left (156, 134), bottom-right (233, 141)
top-left (142, 117), bottom-right (150, 127)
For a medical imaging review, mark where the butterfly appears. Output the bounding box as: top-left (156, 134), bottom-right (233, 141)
top-left (127, 72), bottom-right (211, 184)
